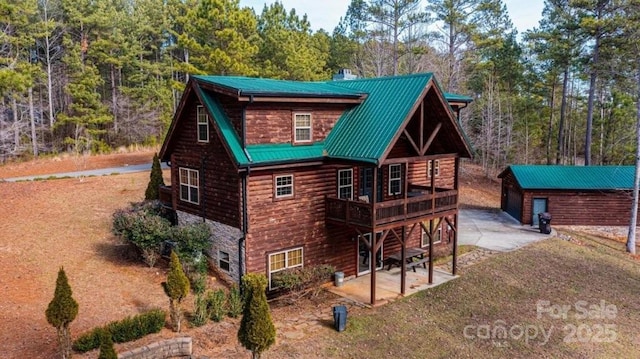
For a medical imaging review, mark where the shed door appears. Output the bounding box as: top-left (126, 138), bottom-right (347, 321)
top-left (532, 198), bottom-right (548, 226)
top-left (505, 188), bottom-right (521, 221)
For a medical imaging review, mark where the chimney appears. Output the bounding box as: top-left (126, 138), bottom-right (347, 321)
top-left (332, 69), bottom-right (357, 81)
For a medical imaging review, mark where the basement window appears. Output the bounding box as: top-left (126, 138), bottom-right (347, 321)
top-left (421, 220), bottom-right (442, 247)
top-left (268, 247), bottom-right (303, 290)
top-left (219, 251), bottom-right (230, 272)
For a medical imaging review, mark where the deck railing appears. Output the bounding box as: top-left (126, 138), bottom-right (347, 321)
top-left (325, 187), bottom-right (458, 228)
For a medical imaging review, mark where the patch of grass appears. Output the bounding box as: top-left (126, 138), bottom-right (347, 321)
top-left (318, 237), bottom-right (640, 358)
top-left (433, 244), bottom-right (477, 266)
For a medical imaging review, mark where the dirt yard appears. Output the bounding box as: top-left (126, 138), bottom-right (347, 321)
top-left (0, 153), bottom-right (502, 358)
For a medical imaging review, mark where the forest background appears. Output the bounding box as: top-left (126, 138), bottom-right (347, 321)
top-left (2, 0), bottom-right (640, 175)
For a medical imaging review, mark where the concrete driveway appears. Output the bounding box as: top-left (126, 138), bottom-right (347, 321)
top-left (458, 209), bottom-right (551, 251)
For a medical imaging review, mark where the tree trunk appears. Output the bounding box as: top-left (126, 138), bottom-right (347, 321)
top-left (626, 63), bottom-right (640, 254)
top-left (57, 325), bottom-right (72, 359)
top-left (556, 67), bottom-right (569, 164)
top-left (111, 63), bottom-right (118, 134)
top-left (585, 36), bottom-right (600, 166)
top-left (546, 81), bottom-right (556, 165)
top-left (12, 97), bottom-right (19, 153)
top-left (29, 87), bottom-right (38, 157)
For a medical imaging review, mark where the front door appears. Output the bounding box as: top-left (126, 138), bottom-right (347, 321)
top-left (359, 167), bottom-right (383, 202)
top-left (532, 198), bottom-right (548, 226)
top-left (358, 233), bottom-right (383, 275)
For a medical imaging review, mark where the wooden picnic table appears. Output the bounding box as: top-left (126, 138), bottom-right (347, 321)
top-left (386, 247), bottom-right (428, 271)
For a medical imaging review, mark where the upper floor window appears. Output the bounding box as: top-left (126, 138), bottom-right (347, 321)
top-left (389, 164), bottom-right (402, 195)
top-left (293, 113), bottom-right (312, 143)
top-left (428, 160), bottom-right (440, 177)
top-left (421, 220), bottom-right (442, 247)
top-left (275, 174), bottom-right (294, 199)
top-left (197, 105), bottom-right (209, 143)
top-left (179, 167), bottom-right (199, 204)
top-left (338, 169), bottom-right (353, 200)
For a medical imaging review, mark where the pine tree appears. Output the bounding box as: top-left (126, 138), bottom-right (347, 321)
top-left (162, 251), bottom-right (190, 332)
top-left (97, 329), bottom-right (117, 359)
top-left (238, 273), bottom-right (275, 359)
top-left (45, 267), bottom-right (79, 359)
top-left (145, 153), bottom-right (165, 200)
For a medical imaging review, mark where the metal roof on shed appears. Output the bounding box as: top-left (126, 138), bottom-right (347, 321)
top-left (325, 73), bottom-right (434, 164)
top-left (503, 165), bottom-right (636, 190)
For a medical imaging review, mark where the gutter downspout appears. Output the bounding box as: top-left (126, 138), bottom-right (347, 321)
top-left (238, 97), bottom-right (253, 287)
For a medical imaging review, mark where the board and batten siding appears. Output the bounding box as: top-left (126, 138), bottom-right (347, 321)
top-left (169, 96), bottom-right (242, 229)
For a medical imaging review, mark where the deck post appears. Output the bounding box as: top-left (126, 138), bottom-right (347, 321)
top-left (401, 225), bottom-right (406, 294)
top-left (452, 213), bottom-right (458, 275)
top-left (428, 222), bottom-right (434, 284)
top-left (370, 166), bottom-right (378, 305)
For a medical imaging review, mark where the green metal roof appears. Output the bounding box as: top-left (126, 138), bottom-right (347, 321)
top-left (505, 165), bottom-right (636, 190)
top-left (246, 142), bottom-right (325, 163)
top-left (193, 75), bottom-right (365, 98)
top-left (192, 73), bottom-right (471, 167)
top-left (196, 86), bottom-right (249, 165)
top-left (325, 73), bottom-right (434, 163)
top-left (444, 92), bottom-right (473, 103)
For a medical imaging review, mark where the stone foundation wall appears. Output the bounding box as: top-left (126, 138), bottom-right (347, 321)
top-left (176, 211), bottom-right (244, 283)
top-left (118, 337), bottom-right (191, 359)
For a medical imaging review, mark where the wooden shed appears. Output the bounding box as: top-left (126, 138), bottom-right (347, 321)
top-left (498, 165), bottom-right (638, 226)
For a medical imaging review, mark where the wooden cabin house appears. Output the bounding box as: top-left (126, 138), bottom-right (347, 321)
top-left (159, 73), bottom-right (473, 304)
top-left (499, 165), bottom-right (638, 226)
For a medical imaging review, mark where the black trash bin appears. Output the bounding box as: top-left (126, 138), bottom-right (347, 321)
top-left (332, 305), bottom-right (347, 332)
top-left (538, 212), bottom-right (552, 234)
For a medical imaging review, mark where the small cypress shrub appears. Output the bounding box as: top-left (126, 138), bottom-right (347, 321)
top-left (227, 284), bottom-right (243, 318)
top-left (144, 153), bottom-right (165, 200)
top-left (97, 329), bottom-right (117, 359)
top-left (238, 274), bottom-right (276, 359)
top-left (73, 309), bottom-right (166, 353)
top-left (207, 288), bottom-right (227, 322)
top-left (46, 267), bottom-right (79, 359)
top-left (163, 251), bottom-right (190, 332)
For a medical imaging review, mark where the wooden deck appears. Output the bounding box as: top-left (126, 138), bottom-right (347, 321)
top-left (325, 187), bottom-right (458, 230)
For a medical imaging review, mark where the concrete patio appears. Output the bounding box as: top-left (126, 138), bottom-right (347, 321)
top-left (327, 266), bottom-right (457, 306)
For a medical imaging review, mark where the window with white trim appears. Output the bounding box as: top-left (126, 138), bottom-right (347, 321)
top-left (268, 247), bottom-right (303, 290)
top-left (179, 168), bottom-right (199, 204)
top-left (197, 105), bottom-right (209, 143)
top-left (294, 113), bottom-right (312, 143)
top-left (421, 220), bottom-right (442, 247)
top-left (338, 169), bottom-right (353, 200)
top-left (275, 174), bottom-right (294, 199)
top-left (219, 251), bottom-right (230, 272)
top-left (388, 164), bottom-right (402, 195)
top-left (428, 160), bottom-right (440, 177)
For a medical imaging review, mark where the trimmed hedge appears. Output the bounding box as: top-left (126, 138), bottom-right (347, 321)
top-left (72, 309), bottom-right (166, 353)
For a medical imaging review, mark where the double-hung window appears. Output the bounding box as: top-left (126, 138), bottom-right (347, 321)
top-left (268, 247), bottom-right (303, 290)
top-left (421, 220), bottom-right (442, 247)
top-left (428, 160), bottom-right (440, 177)
top-left (294, 113), bottom-right (312, 143)
top-left (388, 164), bottom-right (402, 195)
top-left (338, 169), bottom-right (353, 200)
top-left (196, 105), bottom-right (209, 143)
top-left (275, 174), bottom-right (294, 199)
top-left (179, 168), bottom-right (199, 204)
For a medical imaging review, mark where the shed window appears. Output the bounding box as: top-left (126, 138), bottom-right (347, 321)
top-left (197, 105), bottom-right (209, 143)
top-left (294, 113), bottom-right (312, 143)
top-left (179, 168), bottom-right (199, 204)
top-left (269, 247), bottom-right (303, 290)
top-left (389, 164), bottom-right (402, 195)
top-left (275, 175), bottom-right (294, 199)
top-left (338, 169), bottom-right (353, 200)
